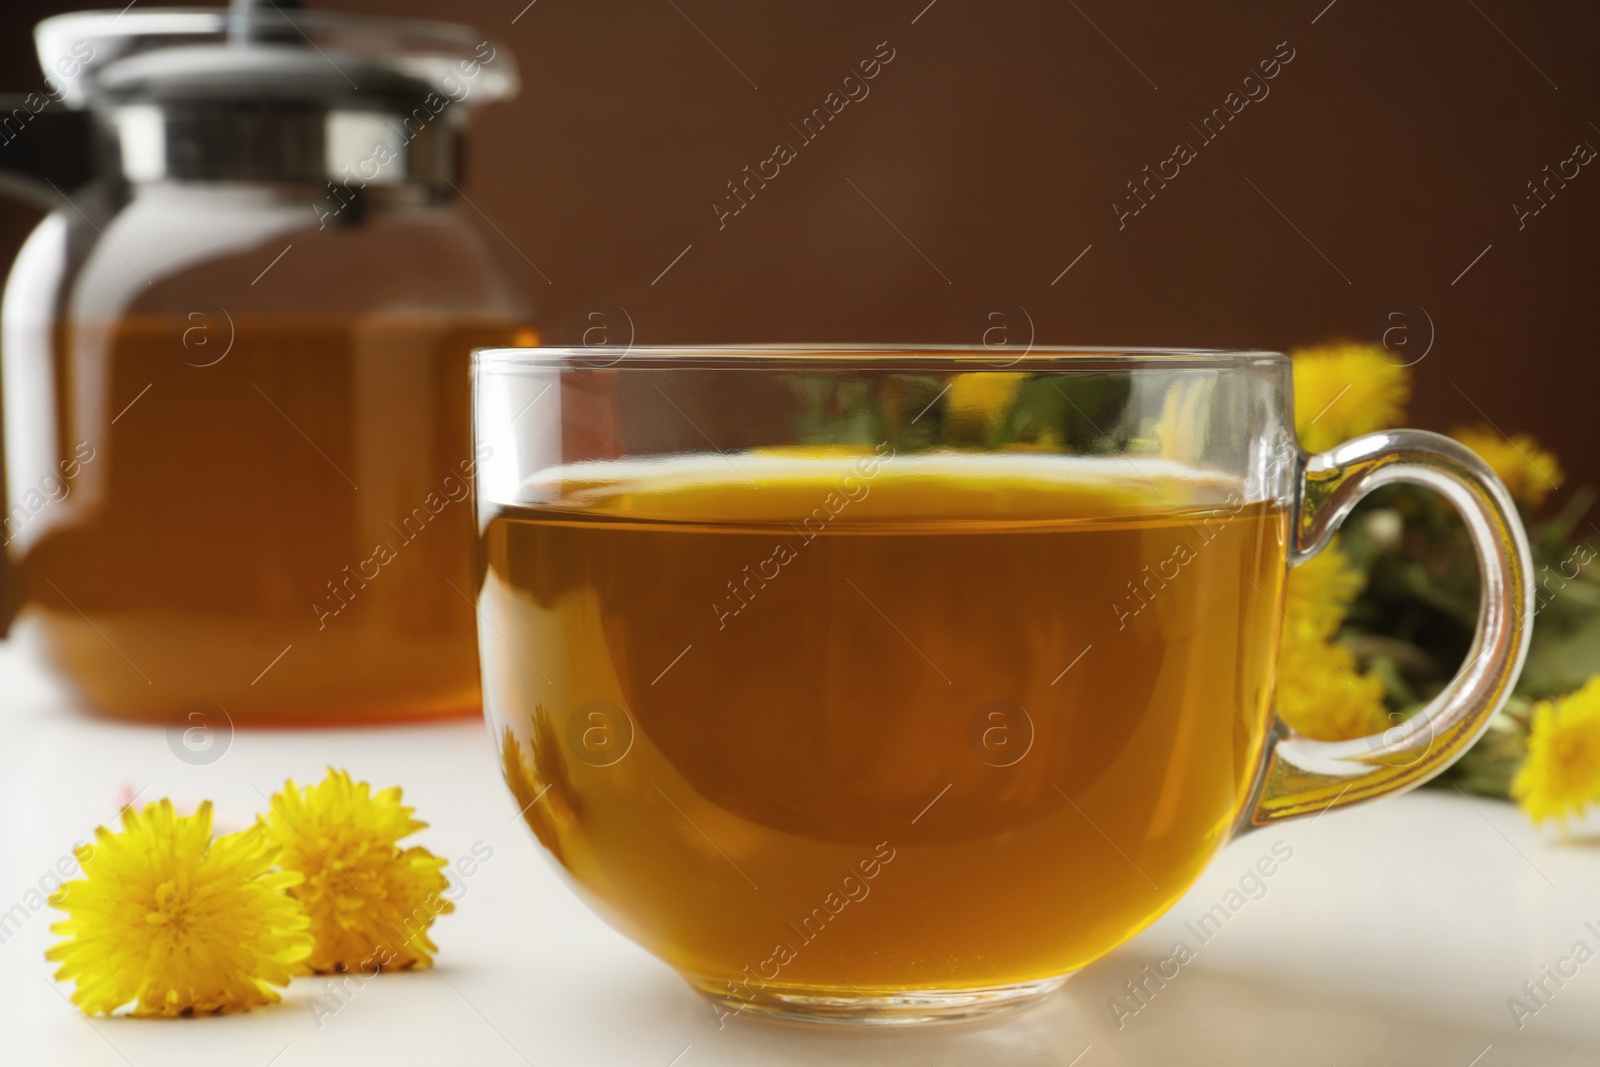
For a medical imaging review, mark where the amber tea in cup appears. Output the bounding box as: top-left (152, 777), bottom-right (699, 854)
top-left (474, 347), bottom-right (1531, 1024)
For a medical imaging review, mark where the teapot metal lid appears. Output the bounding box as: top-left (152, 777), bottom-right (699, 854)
top-left (29, 1), bottom-right (517, 187)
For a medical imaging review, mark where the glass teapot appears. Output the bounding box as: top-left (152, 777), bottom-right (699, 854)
top-left (0, 2), bottom-right (535, 724)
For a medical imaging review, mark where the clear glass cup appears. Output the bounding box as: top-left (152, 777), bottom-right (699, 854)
top-left (471, 346), bottom-right (1531, 1024)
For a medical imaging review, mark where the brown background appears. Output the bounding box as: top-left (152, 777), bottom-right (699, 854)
top-left (2, 0), bottom-right (1596, 494)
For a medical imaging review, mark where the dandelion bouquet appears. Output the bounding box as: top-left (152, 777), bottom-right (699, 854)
top-left (949, 342), bottom-right (1600, 827)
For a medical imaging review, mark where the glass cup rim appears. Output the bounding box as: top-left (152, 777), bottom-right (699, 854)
top-left (472, 344), bottom-right (1288, 372)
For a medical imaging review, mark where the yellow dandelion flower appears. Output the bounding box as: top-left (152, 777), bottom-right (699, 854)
top-left (46, 800), bottom-right (311, 1017)
top-left (1276, 631), bottom-right (1389, 741)
top-left (1284, 537), bottom-right (1365, 643)
top-left (259, 769), bottom-right (452, 973)
top-left (946, 372), bottom-right (1026, 433)
top-left (1512, 676), bottom-right (1600, 827)
top-left (1449, 425), bottom-right (1565, 510)
top-left (1291, 342), bottom-right (1411, 453)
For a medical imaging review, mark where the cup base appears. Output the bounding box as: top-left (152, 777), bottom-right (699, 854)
top-left (691, 973), bottom-right (1071, 1026)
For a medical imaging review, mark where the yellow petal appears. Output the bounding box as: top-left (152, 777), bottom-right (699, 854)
top-left (1291, 342), bottom-right (1410, 454)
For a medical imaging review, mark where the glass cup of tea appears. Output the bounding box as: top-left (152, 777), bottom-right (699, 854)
top-left (471, 346), bottom-right (1530, 1024)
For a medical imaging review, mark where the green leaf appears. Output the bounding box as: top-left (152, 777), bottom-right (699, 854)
top-left (1520, 608), bottom-right (1600, 699)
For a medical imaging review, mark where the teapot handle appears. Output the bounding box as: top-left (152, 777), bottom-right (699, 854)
top-left (0, 97), bottom-right (93, 629)
top-left (0, 96), bottom-right (93, 209)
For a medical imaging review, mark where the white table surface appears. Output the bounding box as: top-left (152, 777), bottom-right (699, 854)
top-left (1, 642), bottom-right (1596, 1067)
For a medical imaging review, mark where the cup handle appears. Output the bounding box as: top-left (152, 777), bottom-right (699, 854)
top-left (1246, 429), bottom-right (1534, 827)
